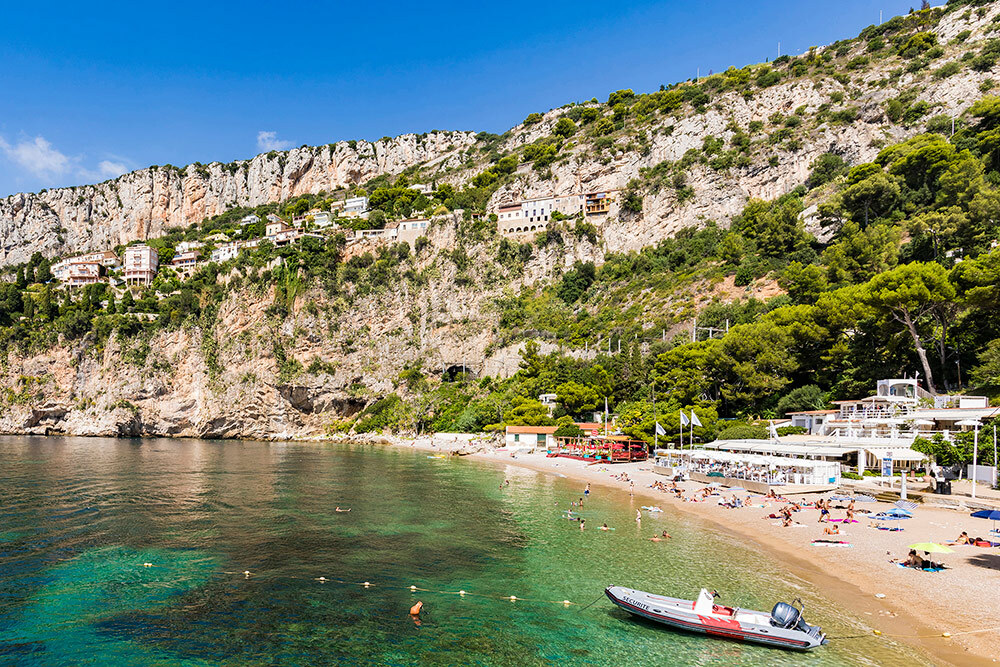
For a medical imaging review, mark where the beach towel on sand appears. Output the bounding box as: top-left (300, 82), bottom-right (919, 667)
top-left (812, 539), bottom-right (852, 547)
top-left (895, 563), bottom-right (944, 572)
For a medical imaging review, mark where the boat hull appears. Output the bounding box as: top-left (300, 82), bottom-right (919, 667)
top-left (605, 587), bottom-right (824, 651)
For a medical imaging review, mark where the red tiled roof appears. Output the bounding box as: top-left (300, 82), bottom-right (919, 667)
top-left (505, 425), bottom-right (558, 434)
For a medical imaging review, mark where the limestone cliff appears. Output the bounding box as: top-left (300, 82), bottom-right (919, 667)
top-left (0, 132), bottom-right (474, 266)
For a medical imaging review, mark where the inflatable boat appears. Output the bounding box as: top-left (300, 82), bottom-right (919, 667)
top-left (605, 586), bottom-right (826, 651)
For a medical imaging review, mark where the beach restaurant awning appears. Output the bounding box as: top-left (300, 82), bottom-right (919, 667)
top-left (664, 448), bottom-right (841, 470)
top-left (700, 440), bottom-right (857, 458)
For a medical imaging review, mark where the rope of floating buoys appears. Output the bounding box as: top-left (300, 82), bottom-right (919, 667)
top-left (148, 563), bottom-right (578, 606)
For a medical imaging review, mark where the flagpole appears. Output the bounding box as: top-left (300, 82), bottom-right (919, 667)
top-left (604, 397), bottom-right (608, 439)
top-left (679, 410), bottom-right (684, 449)
top-left (652, 381), bottom-right (658, 452)
top-left (690, 411), bottom-right (694, 447)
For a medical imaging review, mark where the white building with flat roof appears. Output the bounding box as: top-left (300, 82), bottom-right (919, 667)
top-left (210, 242), bottom-right (242, 264)
top-left (396, 218), bottom-right (429, 244)
top-left (176, 240), bottom-right (204, 254)
top-left (344, 196), bottom-right (369, 218)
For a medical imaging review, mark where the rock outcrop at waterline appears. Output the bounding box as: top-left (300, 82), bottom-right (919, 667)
top-left (0, 132), bottom-right (475, 267)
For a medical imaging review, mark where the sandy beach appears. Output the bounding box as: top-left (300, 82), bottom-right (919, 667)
top-left (381, 435), bottom-right (1000, 666)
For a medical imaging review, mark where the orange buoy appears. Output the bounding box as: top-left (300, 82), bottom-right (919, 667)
top-left (410, 601), bottom-right (423, 616)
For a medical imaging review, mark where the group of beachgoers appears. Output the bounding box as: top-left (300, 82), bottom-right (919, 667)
top-left (650, 478), bottom-right (1000, 570)
top-left (557, 482), bottom-right (672, 541)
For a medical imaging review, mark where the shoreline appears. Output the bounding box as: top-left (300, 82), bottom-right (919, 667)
top-left (389, 435), bottom-right (998, 666)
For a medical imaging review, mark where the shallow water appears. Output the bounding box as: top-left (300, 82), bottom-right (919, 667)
top-left (0, 436), bottom-right (927, 666)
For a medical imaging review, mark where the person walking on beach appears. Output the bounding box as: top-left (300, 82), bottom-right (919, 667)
top-left (818, 499), bottom-right (830, 523)
top-left (630, 481), bottom-right (634, 497)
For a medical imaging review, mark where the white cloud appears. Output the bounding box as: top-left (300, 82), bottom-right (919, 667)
top-left (257, 130), bottom-right (292, 151)
top-left (0, 135), bottom-right (71, 179)
top-left (97, 160), bottom-right (128, 178)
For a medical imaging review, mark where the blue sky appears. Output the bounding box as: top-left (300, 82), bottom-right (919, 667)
top-left (0, 0), bottom-right (918, 197)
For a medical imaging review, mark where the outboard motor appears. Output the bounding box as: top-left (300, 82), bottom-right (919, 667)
top-left (770, 601), bottom-right (802, 630)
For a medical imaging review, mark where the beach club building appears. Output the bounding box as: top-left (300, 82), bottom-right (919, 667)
top-left (504, 425), bottom-right (558, 451)
top-left (654, 448), bottom-right (842, 494)
top-left (665, 378), bottom-right (998, 483)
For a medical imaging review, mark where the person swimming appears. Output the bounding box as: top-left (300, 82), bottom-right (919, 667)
top-left (335, 507), bottom-right (351, 512)
top-left (600, 523), bottom-right (611, 531)
top-left (410, 600), bottom-right (423, 626)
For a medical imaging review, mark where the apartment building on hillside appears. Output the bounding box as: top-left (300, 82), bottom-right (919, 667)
top-left (124, 245), bottom-right (158, 286)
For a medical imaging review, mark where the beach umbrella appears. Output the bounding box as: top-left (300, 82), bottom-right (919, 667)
top-left (829, 495), bottom-right (853, 501)
top-left (728, 486), bottom-right (746, 492)
top-left (883, 507), bottom-right (913, 517)
top-left (854, 494), bottom-right (876, 502)
top-left (908, 542), bottom-right (954, 554)
top-left (971, 509), bottom-right (1000, 534)
top-left (908, 542), bottom-right (953, 568)
top-left (894, 500), bottom-right (919, 512)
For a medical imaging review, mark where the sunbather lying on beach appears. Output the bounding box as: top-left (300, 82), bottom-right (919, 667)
top-left (901, 549), bottom-right (926, 569)
top-left (948, 531), bottom-right (971, 545)
top-left (823, 524), bottom-right (841, 535)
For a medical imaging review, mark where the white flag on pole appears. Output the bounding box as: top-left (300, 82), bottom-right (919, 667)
top-left (690, 411), bottom-right (702, 427)
top-left (655, 422), bottom-right (666, 436)
top-left (680, 411), bottom-right (690, 426)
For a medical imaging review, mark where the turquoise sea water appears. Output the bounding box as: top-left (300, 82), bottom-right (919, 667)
top-left (0, 436), bottom-right (927, 666)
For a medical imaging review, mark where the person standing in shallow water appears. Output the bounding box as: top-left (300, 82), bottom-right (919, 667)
top-left (580, 518), bottom-right (586, 531)
top-left (585, 483), bottom-right (591, 497)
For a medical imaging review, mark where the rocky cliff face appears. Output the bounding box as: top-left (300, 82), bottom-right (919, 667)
top-left (0, 214), bottom-right (587, 439)
top-left (0, 132), bottom-right (475, 266)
